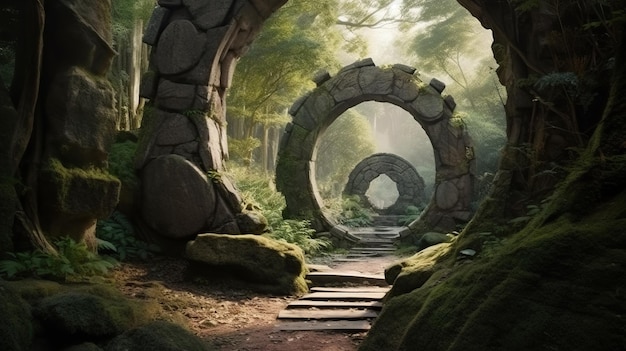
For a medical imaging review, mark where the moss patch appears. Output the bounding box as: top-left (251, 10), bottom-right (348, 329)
top-left (106, 320), bottom-right (212, 351)
top-left (185, 234), bottom-right (308, 295)
top-left (0, 281), bottom-right (33, 351)
top-left (361, 189), bottom-right (626, 351)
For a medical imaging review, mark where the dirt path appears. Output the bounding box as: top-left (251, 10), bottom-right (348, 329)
top-left (112, 255), bottom-right (400, 351)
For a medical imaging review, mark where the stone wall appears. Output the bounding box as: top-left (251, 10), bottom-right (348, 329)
top-left (136, 0), bottom-right (286, 238)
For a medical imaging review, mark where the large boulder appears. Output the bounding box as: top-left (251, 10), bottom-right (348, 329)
top-left (105, 320), bottom-right (210, 351)
top-left (0, 282), bottom-right (33, 351)
top-left (185, 233), bottom-right (308, 295)
top-left (33, 285), bottom-right (161, 345)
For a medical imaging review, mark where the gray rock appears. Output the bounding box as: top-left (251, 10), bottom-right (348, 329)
top-left (106, 321), bottom-right (209, 351)
top-left (156, 20), bottom-right (206, 75)
top-left (141, 154), bottom-right (217, 238)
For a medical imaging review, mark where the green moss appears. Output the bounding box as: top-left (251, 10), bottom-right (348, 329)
top-left (34, 284), bottom-right (163, 343)
top-left (186, 234), bottom-right (308, 295)
top-left (108, 141), bottom-right (139, 189)
top-left (361, 188), bottom-right (626, 351)
top-left (6, 279), bottom-right (65, 303)
top-left (0, 281), bottom-right (33, 351)
top-left (106, 320), bottom-right (212, 351)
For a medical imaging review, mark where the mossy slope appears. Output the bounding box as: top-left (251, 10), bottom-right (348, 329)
top-left (361, 172), bottom-right (626, 350)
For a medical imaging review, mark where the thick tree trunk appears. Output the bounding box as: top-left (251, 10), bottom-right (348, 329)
top-left (457, 0), bottom-right (619, 236)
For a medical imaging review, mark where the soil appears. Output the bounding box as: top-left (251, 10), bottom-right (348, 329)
top-left (110, 255), bottom-right (400, 351)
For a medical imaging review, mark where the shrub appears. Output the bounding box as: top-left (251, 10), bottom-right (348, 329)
top-left (227, 163), bottom-right (332, 255)
top-left (96, 211), bottom-right (160, 261)
top-left (0, 237), bottom-right (118, 281)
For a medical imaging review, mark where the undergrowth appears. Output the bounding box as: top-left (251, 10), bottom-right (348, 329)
top-left (0, 237), bottom-right (118, 281)
top-left (96, 211), bottom-right (160, 261)
top-left (227, 163), bottom-right (332, 255)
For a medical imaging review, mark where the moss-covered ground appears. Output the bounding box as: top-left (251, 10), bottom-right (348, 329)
top-left (360, 155), bottom-right (626, 351)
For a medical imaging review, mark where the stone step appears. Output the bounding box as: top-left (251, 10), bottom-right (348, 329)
top-left (275, 320), bottom-right (372, 331)
top-left (300, 291), bottom-right (387, 301)
top-left (278, 309), bottom-right (379, 320)
top-left (310, 286), bottom-right (390, 293)
top-left (286, 300), bottom-right (383, 309)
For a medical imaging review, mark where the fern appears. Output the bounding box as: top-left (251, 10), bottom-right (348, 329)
top-left (0, 237), bottom-right (119, 281)
top-left (96, 211), bottom-right (160, 261)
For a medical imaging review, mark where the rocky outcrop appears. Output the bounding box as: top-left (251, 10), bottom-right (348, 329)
top-left (37, 0), bottom-right (120, 242)
top-left (185, 233), bottom-right (308, 295)
top-left (344, 153), bottom-right (427, 215)
top-left (0, 280), bottom-right (193, 351)
top-left (276, 61), bottom-right (476, 234)
top-left (136, 0), bottom-right (287, 238)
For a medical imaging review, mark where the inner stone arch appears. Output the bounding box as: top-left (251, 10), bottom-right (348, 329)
top-left (344, 153), bottom-right (426, 216)
top-left (275, 59), bottom-right (476, 235)
top-left (366, 175), bottom-right (399, 210)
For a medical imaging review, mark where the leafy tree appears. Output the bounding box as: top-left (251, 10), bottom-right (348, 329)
top-left (401, 0), bottom-right (506, 175)
top-left (227, 0), bottom-right (343, 169)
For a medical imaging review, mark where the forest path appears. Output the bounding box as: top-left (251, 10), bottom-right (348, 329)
top-left (274, 225), bottom-right (401, 332)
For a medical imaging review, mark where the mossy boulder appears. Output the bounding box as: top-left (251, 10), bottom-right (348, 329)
top-left (185, 233), bottom-right (308, 295)
top-left (0, 282), bottom-right (34, 351)
top-left (63, 342), bottom-right (104, 351)
top-left (383, 242), bottom-right (453, 298)
top-left (33, 284), bottom-right (162, 344)
top-left (105, 320), bottom-right (211, 351)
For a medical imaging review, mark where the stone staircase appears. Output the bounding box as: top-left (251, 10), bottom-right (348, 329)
top-left (275, 225), bottom-right (401, 331)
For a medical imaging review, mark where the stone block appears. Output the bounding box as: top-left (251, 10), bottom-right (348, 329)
top-left (329, 69), bottom-right (362, 102)
top-left (156, 20), bottom-right (206, 75)
top-left (180, 24), bottom-right (234, 85)
top-left (392, 71), bottom-right (421, 102)
top-left (139, 70), bottom-right (159, 99)
top-left (143, 7), bottom-right (171, 46)
top-left (155, 79), bottom-right (202, 111)
top-left (141, 154), bottom-right (217, 238)
top-left (155, 113), bottom-right (197, 145)
top-left (413, 92), bottom-right (444, 122)
top-left (359, 66), bottom-right (394, 95)
top-left (429, 78), bottom-right (446, 93)
top-left (392, 63), bottom-right (417, 75)
top-left (183, 0), bottom-right (233, 30)
top-left (444, 95), bottom-right (457, 111)
top-left (313, 70), bottom-right (331, 86)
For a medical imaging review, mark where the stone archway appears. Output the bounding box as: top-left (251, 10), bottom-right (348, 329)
top-left (275, 59), bottom-right (476, 234)
top-left (343, 153), bottom-right (427, 215)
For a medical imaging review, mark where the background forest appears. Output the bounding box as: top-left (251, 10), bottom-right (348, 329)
top-left (2, 0), bottom-right (625, 350)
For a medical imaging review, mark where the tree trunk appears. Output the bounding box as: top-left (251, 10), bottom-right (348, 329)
top-left (456, 0), bottom-right (618, 234)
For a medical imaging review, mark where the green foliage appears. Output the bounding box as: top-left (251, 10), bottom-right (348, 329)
top-left (397, 205), bottom-right (423, 226)
top-left (227, 163), bottom-right (332, 255)
top-left (0, 237), bottom-right (118, 281)
top-left (315, 109), bottom-right (376, 199)
top-left (108, 140), bottom-right (139, 188)
top-left (228, 137), bottom-right (262, 165)
top-left (333, 196), bottom-right (374, 227)
top-left (265, 220), bottom-right (331, 255)
top-left (96, 211), bottom-right (159, 261)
